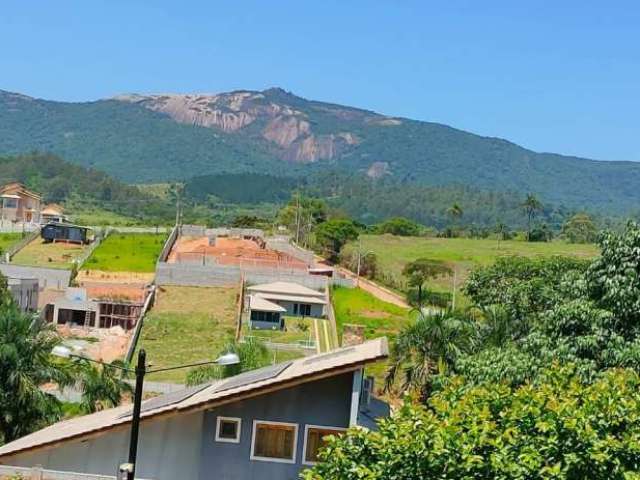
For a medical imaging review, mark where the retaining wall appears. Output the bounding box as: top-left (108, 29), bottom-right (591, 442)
top-left (156, 262), bottom-right (353, 289)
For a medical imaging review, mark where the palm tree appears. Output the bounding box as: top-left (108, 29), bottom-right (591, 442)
top-left (186, 337), bottom-right (270, 386)
top-left (76, 360), bottom-right (133, 414)
top-left (0, 305), bottom-right (72, 443)
top-left (385, 310), bottom-right (476, 400)
top-left (447, 203), bottom-right (463, 225)
top-left (522, 194), bottom-right (543, 241)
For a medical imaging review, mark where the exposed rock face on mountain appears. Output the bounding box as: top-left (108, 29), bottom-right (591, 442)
top-left (2, 86), bottom-right (640, 215)
top-left (115, 88), bottom-right (373, 163)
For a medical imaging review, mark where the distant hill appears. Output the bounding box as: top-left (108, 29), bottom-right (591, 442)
top-left (1, 87), bottom-right (640, 215)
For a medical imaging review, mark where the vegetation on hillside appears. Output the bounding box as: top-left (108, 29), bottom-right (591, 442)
top-left (3, 88), bottom-right (640, 216)
top-left (305, 221), bottom-right (640, 479)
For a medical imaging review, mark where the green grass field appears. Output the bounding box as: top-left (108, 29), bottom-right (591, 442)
top-left (12, 238), bottom-right (89, 269)
top-left (136, 286), bottom-right (239, 383)
top-left (0, 233), bottom-right (21, 254)
top-left (332, 286), bottom-right (412, 389)
top-left (83, 233), bottom-right (167, 273)
top-left (345, 235), bottom-right (599, 300)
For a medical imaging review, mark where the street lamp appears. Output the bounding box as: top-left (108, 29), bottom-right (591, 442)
top-left (52, 346), bottom-right (239, 480)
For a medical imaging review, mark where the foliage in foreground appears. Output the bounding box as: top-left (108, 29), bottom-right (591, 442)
top-left (304, 367), bottom-right (640, 480)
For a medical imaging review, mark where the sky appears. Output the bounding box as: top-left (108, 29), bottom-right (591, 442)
top-left (1, 0), bottom-right (638, 161)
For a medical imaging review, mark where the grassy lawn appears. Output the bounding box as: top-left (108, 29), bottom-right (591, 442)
top-left (12, 238), bottom-right (89, 269)
top-left (243, 316), bottom-right (316, 346)
top-left (66, 205), bottom-right (150, 227)
top-left (332, 286), bottom-right (412, 394)
top-left (136, 286), bottom-right (239, 383)
top-left (83, 233), bottom-right (167, 273)
top-left (0, 233), bottom-right (21, 254)
top-left (346, 235), bottom-right (599, 302)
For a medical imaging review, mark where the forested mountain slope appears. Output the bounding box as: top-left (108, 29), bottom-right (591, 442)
top-left (1, 87), bottom-right (639, 215)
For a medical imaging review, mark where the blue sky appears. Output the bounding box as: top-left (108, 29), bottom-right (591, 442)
top-left (1, 1), bottom-right (638, 161)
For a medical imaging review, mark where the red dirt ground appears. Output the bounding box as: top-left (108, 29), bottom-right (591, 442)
top-left (168, 236), bottom-right (308, 270)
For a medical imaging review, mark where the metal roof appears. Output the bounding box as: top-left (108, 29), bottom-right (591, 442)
top-left (0, 338), bottom-right (388, 459)
top-left (249, 295), bottom-right (287, 312)
top-left (247, 281), bottom-right (324, 298)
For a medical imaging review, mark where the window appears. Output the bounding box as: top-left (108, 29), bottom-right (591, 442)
top-left (215, 416), bottom-right (241, 443)
top-left (302, 425), bottom-right (346, 465)
top-left (251, 420), bottom-right (298, 463)
top-left (3, 198), bottom-right (18, 209)
top-left (300, 304), bottom-right (311, 316)
top-left (251, 311), bottom-right (280, 323)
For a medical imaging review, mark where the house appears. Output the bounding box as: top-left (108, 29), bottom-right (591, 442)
top-left (0, 183), bottom-right (42, 224)
top-left (41, 222), bottom-right (92, 244)
top-left (7, 277), bottom-right (39, 312)
top-left (248, 294), bottom-right (288, 329)
top-left (40, 204), bottom-right (66, 224)
top-left (0, 339), bottom-right (390, 480)
top-left (247, 282), bottom-right (326, 318)
top-left (44, 285), bottom-right (149, 331)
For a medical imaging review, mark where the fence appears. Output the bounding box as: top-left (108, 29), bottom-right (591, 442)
top-left (156, 225), bottom-right (179, 264)
top-left (1, 228), bottom-right (41, 263)
top-left (265, 236), bottom-right (315, 266)
top-left (124, 286), bottom-right (156, 364)
top-left (0, 465), bottom-right (152, 480)
top-left (324, 282), bottom-right (340, 348)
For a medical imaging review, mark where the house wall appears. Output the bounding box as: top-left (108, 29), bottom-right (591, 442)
top-left (198, 372), bottom-right (354, 480)
top-left (8, 279), bottom-right (39, 312)
top-left (264, 300), bottom-right (324, 318)
top-left (4, 412), bottom-right (204, 480)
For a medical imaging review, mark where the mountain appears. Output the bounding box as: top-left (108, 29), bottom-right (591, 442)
top-left (1, 87), bottom-right (639, 215)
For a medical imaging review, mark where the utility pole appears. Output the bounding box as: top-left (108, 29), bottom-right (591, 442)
top-left (294, 191), bottom-right (301, 245)
top-left (451, 268), bottom-right (457, 310)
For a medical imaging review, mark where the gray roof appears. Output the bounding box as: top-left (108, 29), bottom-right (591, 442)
top-left (0, 338), bottom-right (388, 459)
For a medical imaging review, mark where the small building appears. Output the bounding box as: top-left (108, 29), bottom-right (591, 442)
top-left (0, 339), bottom-right (390, 480)
top-left (41, 222), bottom-right (91, 244)
top-left (247, 282), bottom-right (326, 321)
top-left (7, 277), bottom-right (39, 312)
top-left (248, 295), bottom-right (287, 329)
top-left (40, 204), bottom-right (66, 224)
top-left (44, 285), bottom-right (148, 331)
top-left (0, 183), bottom-right (42, 224)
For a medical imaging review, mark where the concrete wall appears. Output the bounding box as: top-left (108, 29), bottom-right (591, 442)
top-left (5, 412), bottom-right (204, 480)
top-left (0, 264), bottom-right (71, 290)
top-left (8, 278), bottom-right (39, 312)
top-left (199, 372), bottom-right (354, 480)
top-left (156, 262), bottom-right (353, 290)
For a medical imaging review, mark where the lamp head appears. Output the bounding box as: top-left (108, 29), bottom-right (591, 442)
top-left (216, 352), bottom-right (240, 366)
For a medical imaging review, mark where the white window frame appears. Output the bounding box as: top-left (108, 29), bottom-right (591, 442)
top-left (250, 419), bottom-right (299, 464)
top-left (215, 416), bottom-right (242, 444)
top-left (302, 424), bottom-right (348, 466)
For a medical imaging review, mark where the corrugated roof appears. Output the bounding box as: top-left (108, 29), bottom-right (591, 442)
top-left (249, 295), bottom-right (287, 312)
top-left (247, 281), bottom-right (324, 298)
top-left (0, 338), bottom-right (388, 459)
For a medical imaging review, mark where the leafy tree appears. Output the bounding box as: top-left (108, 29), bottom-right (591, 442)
top-left (562, 212), bottom-right (598, 243)
top-left (304, 367), bottom-right (640, 480)
top-left (278, 193), bottom-right (328, 246)
top-left (587, 221), bottom-right (640, 329)
top-left (447, 203), bottom-right (463, 223)
top-left (528, 223), bottom-right (553, 242)
top-left (339, 248), bottom-right (378, 279)
top-left (522, 193), bottom-right (543, 241)
top-left (376, 217), bottom-right (421, 236)
top-left (402, 258), bottom-right (452, 308)
top-left (314, 219), bottom-right (360, 263)
top-left (385, 311), bottom-right (475, 400)
top-left (0, 304), bottom-right (72, 443)
top-left (186, 338), bottom-right (270, 386)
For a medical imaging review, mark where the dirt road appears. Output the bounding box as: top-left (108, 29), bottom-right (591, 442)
top-left (336, 266), bottom-right (410, 309)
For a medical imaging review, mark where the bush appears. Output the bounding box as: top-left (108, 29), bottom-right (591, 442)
top-left (303, 367), bottom-right (640, 480)
top-left (375, 217), bottom-right (421, 236)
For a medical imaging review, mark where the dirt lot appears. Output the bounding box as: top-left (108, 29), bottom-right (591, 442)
top-left (169, 235), bottom-right (308, 270)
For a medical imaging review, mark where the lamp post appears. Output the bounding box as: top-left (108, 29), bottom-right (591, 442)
top-left (52, 346), bottom-right (239, 480)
